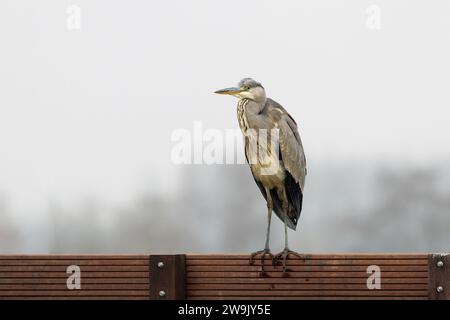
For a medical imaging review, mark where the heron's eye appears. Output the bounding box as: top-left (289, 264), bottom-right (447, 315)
top-left (242, 86), bottom-right (250, 91)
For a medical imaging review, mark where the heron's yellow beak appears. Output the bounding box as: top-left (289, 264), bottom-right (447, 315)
top-left (214, 87), bottom-right (244, 95)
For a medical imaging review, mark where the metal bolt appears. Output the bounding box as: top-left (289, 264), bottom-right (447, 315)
top-left (157, 262), bottom-right (164, 268)
top-left (437, 261), bottom-right (444, 268)
top-left (437, 286), bottom-right (444, 293)
top-left (159, 290), bottom-right (166, 297)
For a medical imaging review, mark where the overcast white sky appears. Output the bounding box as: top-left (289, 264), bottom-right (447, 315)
top-left (0, 0), bottom-right (449, 215)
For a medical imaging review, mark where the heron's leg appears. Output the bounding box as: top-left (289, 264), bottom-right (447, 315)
top-left (284, 213), bottom-right (288, 248)
top-left (250, 188), bottom-right (275, 275)
top-left (274, 194), bottom-right (304, 276)
top-left (274, 216), bottom-right (304, 275)
top-left (264, 191), bottom-right (273, 250)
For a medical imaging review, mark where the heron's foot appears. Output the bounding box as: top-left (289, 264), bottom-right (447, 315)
top-left (249, 248), bottom-right (275, 276)
top-left (274, 248), bottom-right (304, 276)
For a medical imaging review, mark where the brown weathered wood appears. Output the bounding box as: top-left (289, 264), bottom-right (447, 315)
top-left (0, 278), bottom-right (149, 284)
top-left (186, 265), bottom-right (426, 272)
top-left (188, 296), bottom-right (428, 300)
top-left (0, 284), bottom-right (149, 290)
top-left (0, 272), bottom-right (148, 278)
top-left (0, 266), bottom-right (148, 272)
top-left (0, 255), bottom-right (149, 300)
top-left (186, 271), bottom-right (428, 278)
top-left (0, 253), bottom-right (448, 300)
top-left (149, 254), bottom-right (185, 300)
top-left (0, 265), bottom-right (148, 272)
top-left (187, 283), bottom-right (428, 290)
top-left (187, 259), bottom-right (428, 266)
top-left (185, 254), bottom-right (434, 300)
top-left (0, 290), bottom-right (148, 297)
top-left (0, 255), bottom-right (149, 260)
top-left (187, 254), bottom-right (428, 260)
top-left (0, 260), bottom-right (148, 266)
top-left (187, 277), bottom-right (428, 284)
top-left (2, 296), bottom-right (149, 300)
top-left (187, 290), bottom-right (427, 297)
top-left (428, 254), bottom-right (450, 300)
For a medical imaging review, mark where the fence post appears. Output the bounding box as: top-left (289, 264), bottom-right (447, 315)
top-left (428, 254), bottom-right (450, 300)
top-left (149, 254), bottom-right (186, 300)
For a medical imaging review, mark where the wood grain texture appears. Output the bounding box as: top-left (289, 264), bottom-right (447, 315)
top-left (428, 254), bottom-right (450, 300)
top-left (0, 253), bottom-right (446, 300)
top-left (187, 254), bottom-right (427, 260)
top-left (0, 255), bottom-right (149, 260)
top-left (0, 255), bottom-right (149, 300)
top-left (188, 296), bottom-right (428, 300)
top-left (186, 254), bottom-right (430, 300)
top-left (149, 255), bottom-right (186, 300)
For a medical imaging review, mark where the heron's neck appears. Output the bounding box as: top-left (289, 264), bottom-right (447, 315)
top-left (239, 98), bottom-right (265, 115)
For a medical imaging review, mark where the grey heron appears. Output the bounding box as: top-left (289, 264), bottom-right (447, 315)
top-left (215, 78), bottom-right (307, 275)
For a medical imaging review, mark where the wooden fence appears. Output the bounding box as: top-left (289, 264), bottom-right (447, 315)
top-left (0, 253), bottom-right (448, 300)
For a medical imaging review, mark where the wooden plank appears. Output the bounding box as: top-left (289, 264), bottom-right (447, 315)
top-left (187, 277), bottom-right (428, 284)
top-left (186, 271), bottom-right (428, 278)
top-left (187, 283), bottom-right (428, 290)
top-left (0, 254), bottom-right (150, 301)
top-left (0, 278), bottom-right (149, 284)
top-left (149, 255), bottom-right (186, 300)
top-left (187, 290), bottom-right (427, 297)
top-left (0, 284), bottom-right (149, 290)
top-left (0, 253), bottom-right (445, 300)
top-left (2, 297), bottom-right (149, 300)
top-left (0, 272), bottom-right (148, 278)
top-left (0, 266), bottom-right (148, 272)
top-left (187, 259), bottom-right (428, 266)
top-left (186, 266), bottom-right (426, 272)
top-left (0, 290), bottom-right (149, 297)
top-left (0, 260), bottom-right (148, 266)
top-left (187, 254), bottom-right (428, 260)
top-left (188, 296), bottom-right (428, 300)
top-left (0, 255), bottom-right (148, 260)
top-left (185, 254), bottom-right (432, 300)
top-left (428, 254), bottom-right (450, 300)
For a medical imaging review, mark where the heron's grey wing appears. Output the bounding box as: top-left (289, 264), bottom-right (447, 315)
top-left (264, 99), bottom-right (307, 190)
top-left (278, 114), bottom-right (307, 191)
top-left (277, 111), bottom-right (307, 229)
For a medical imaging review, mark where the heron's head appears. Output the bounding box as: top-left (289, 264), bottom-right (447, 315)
top-left (215, 78), bottom-right (266, 103)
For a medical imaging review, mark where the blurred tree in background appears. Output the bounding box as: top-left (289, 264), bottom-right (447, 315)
top-left (2, 163), bottom-right (449, 253)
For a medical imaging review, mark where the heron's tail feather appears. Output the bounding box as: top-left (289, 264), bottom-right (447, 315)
top-left (253, 174), bottom-right (303, 230)
top-left (271, 172), bottom-right (303, 230)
